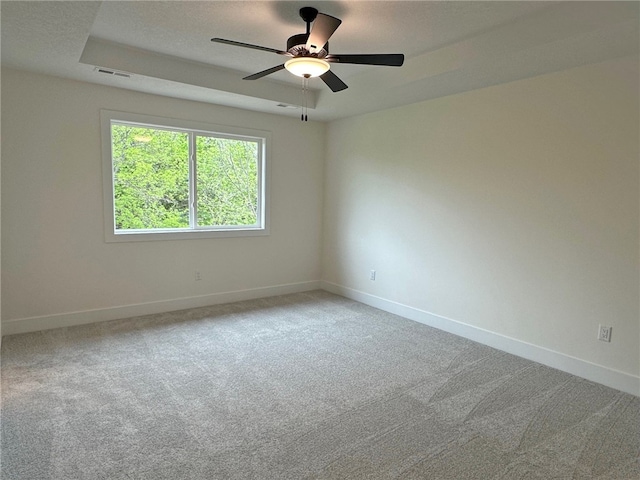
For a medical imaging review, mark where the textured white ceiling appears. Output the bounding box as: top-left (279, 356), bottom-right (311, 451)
top-left (2, 1), bottom-right (638, 121)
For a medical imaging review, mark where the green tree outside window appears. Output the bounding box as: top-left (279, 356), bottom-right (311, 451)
top-left (111, 124), bottom-right (259, 231)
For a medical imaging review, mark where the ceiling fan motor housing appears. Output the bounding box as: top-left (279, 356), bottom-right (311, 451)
top-left (287, 33), bottom-right (328, 57)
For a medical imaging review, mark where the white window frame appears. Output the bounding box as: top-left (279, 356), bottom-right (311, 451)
top-left (101, 110), bottom-right (270, 242)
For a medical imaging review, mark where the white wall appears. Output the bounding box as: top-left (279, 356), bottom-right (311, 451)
top-left (0, 68), bottom-right (2, 345)
top-left (323, 56), bottom-right (639, 389)
top-left (1, 69), bottom-right (325, 331)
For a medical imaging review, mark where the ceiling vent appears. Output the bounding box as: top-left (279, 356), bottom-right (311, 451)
top-left (94, 67), bottom-right (131, 78)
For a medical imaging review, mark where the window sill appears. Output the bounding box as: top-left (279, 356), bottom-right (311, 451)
top-left (105, 227), bottom-right (269, 243)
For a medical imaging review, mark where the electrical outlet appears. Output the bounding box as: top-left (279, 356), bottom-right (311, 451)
top-left (370, 270), bottom-right (376, 281)
top-left (195, 271), bottom-right (202, 281)
top-left (598, 325), bottom-right (612, 342)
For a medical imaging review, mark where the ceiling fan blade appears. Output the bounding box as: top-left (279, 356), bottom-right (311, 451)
top-left (327, 54), bottom-right (404, 67)
top-left (211, 38), bottom-right (291, 56)
top-left (320, 70), bottom-right (348, 92)
top-left (306, 13), bottom-right (342, 53)
top-left (243, 64), bottom-right (285, 80)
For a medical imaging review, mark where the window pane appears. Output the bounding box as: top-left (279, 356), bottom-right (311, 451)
top-left (196, 136), bottom-right (259, 227)
top-left (112, 125), bottom-right (189, 230)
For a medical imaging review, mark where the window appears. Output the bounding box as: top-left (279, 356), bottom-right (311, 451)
top-left (101, 111), bottom-right (269, 241)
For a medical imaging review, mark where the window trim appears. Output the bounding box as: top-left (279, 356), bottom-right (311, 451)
top-left (101, 110), bottom-right (270, 242)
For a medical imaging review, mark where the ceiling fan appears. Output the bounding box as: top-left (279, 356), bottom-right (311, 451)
top-left (211, 6), bottom-right (405, 93)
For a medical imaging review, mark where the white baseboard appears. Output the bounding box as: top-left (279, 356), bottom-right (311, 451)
top-left (321, 281), bottom-right (640, 397)
top-left (2, 281), bottom-right (321, 336)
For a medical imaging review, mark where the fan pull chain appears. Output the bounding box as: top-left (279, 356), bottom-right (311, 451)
top-left (304, 77), bottom-right (308, 121)
top-left (301, 76), bottom-right (309, 121)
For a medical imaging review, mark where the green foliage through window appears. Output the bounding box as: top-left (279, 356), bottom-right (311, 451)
top-left (196, 136), bottom-right (258, 227)
top-left (111, 123), bottom-right (261, 231)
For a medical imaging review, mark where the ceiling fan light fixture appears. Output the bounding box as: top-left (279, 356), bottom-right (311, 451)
top-left (284, 57), bottom-right (330, 78)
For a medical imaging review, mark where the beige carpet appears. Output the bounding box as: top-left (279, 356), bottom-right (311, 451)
top-left (2, 291), bottom-right (638, 479)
